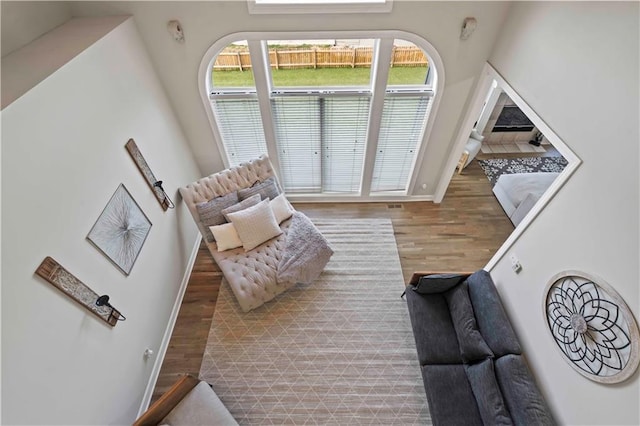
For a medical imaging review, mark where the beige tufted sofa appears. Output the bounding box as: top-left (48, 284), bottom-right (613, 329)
top-left (179, 155), bottom-right (305, 312)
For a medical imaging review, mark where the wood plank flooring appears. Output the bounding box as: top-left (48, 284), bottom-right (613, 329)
top-left (150, 154), bottom-right (521, 403)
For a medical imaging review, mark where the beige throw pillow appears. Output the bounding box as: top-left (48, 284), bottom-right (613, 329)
top-left (270, 193), bottom-right (295, 224)
top-left (227, 199), bottom-right (283, 251)
top-left (209, 223), bottom-right (243, 252)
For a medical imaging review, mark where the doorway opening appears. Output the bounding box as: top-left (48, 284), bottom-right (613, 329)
top-left (442, 64), bottom-right (581, 270)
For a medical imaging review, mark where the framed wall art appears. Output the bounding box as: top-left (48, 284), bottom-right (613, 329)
top-left (87, 184), bottom-right (152, 276)
top-left (544, 270), bottom-right (639, 384)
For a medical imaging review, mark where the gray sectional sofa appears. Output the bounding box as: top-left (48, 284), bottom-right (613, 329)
top-left (404, 270), bottom-right (554, 426)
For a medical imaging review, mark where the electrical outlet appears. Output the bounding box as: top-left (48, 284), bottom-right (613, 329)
top-left (510, 254), bottom-right (522, 274)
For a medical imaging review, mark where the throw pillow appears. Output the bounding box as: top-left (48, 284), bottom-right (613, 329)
top-left (209, 223), bottom-right (243, 252)
top-left (444, 281), bottom-right (494, 362)
top-left (195, 192), bottom-right (239, 243)
top-left (238, 176), bottom-right (281, 201)
top-left (270, 193), bottom-right (295, 224)
top-left (413, 273), bottom-right (467, 294)
top-left (221, 194), bottom-right (261, 222)
top-left (465, 359), bottom-right (513, 426)
top-left (227, 199), bottom-right (283, 251)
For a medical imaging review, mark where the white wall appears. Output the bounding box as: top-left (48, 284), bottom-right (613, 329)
top-left (487, 2), bottom-right (639, 425)
top-left (1, 18), bottom-right (201, 425)
top-left (1, 1), bottom-right (72, 56)
top-left (69, 1), bottom-right (511, 196)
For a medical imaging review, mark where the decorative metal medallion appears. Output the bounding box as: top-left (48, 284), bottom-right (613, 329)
top-left (544, 271), bottom-right (639, 383)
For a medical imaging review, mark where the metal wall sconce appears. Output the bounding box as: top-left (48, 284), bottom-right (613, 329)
top-left (153, 180), bottom-right (175, 209)
top-left (96, 295), bottom-right (127, 323)
top-left (125, 138), bottom-right (174, 211)
top-left (35, 257), bottom-right (124, 327)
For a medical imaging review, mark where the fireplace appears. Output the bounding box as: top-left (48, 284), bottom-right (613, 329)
top-left (493, 105), bottom-right (534, 132)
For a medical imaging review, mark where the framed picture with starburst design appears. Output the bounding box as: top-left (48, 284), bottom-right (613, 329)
top-left (544, 270), bottom-right (639, 384)
top-left (87, 184), bottom-right (152, 276)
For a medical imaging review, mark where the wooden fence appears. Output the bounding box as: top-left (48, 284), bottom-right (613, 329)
top-left (213, 46), bottom-right (427, 71)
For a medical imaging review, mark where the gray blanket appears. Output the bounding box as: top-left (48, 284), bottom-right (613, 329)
top-left (277, 211), bottom-right (333, 285)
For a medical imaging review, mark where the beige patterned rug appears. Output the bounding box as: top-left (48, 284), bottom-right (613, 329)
top-left (199, 218), bottom-right (430, 425)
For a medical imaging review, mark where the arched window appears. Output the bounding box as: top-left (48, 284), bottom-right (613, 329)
top-left (200, 32), bottom-right (443, 199)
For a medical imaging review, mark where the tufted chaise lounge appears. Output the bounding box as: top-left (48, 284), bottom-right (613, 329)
top-left (179, 155), bottom-right (329, 312)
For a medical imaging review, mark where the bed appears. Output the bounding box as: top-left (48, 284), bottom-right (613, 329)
top-left (492, 172), bottom-right (559, 226)
top-left (179, 155), bottom-right (333, 312)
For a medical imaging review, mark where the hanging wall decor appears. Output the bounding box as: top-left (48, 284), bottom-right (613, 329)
top-left (35, 257), bottom-right (124, 326)
top-left (544, 270), bottom-right (639, 383)
top-left (125, 138), bottom-right (174, 211)
top-left (87, 184), bottom-right (152, 276)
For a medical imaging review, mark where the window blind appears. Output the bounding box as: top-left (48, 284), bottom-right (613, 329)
top-left (371, 95), bottom-right (431, 192)
top-left (271, 97), bottom-right (322, 193)
top-left (272, 95), bottom-right (370, 194)
top-left (212, 98), bottom-right (268, 166)
top-left (321, 96), bottom-right (370, 193)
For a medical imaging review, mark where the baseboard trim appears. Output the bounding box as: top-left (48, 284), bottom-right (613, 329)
top-left (288, 195), bottom-right (434, 203)
top-left (136, 234), bottom-right (202, 418)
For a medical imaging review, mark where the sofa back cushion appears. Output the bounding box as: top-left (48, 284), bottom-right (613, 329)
top-left (466, 270), bottom-right (521, 357)
top-left (421, 364), bottom-right (483, 426)
top-left (444, 281), bottom-right (494, 363)
top-left (405, 290), bottom-right (462, 365)
top-left (465, 359), bottom-right (513, 426)
top-left (495, 355), bottom-right (555, 425)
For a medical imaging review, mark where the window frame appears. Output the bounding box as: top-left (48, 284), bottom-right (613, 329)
top-left (199, 31), bottom-right (445, 202)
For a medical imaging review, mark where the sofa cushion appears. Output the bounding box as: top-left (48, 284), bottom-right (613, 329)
top-left (221, 194), bottom-right (262, 221)
top-left (465, 358), bottom-right (513, 426)
top-left (466, 270), bottom-right (521, 357)
top-left (495, 355), bottom-right (554, 426)
top-left (161, 381), bottom-right (238, 425)
top-left (238, 176), bottom-right (280, 201)
top-left (227, 199), bottom-right (283, 252)
top-left (405, 289), bottom-right (462, 365)
top-left (196, 192), bottom-right (240, 243)
top-left (422, 364), bottom-right (483, 426)
top-left (444, 281), bottom-right (493, 362)
top-left (209, 223), bottom-right (243, 252)
top-left (414, 273), bottom-right (467, 294)
top-left (270, 193), bottom-right (295, 224)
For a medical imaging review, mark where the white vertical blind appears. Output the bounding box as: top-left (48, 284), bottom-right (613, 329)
top-left (212, 98), bottom-right (268, 166)
top-left (370, 95), bottom-right (431, 192)
top-left (321, 96), bottom-right (370, 193)
top-left (272, 95), bottom-right (370, 194)
top-left (271, 97), bottom-right (322, 193)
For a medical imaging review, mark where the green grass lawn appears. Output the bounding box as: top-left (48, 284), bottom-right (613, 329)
top-left (212, 66), bottom-right (429, 87)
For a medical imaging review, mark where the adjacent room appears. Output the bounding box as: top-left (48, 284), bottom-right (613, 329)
top-left (2, 2), bottom-right (638, 425)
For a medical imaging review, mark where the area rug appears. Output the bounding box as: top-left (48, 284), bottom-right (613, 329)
top-left (199, 218), bottom-right (429, 425)
top-left (478, 156), bottom-right (568, 186)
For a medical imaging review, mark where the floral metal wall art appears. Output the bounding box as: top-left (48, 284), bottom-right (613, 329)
top-left (544, 271), bottom-right (639, 383)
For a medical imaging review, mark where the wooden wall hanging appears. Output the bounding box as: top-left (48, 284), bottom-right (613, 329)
top-left (35, 257), bottom-right (123, 327)
top-left (125, 138), bottom-right (173, 211)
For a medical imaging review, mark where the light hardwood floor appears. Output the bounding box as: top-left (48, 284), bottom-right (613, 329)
top-left (150, 154), bottom-right (520, 402)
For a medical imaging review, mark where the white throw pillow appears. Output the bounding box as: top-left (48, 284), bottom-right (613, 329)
top-left (227, 199), bottom-right (283, 251)
top-left (209, 223), bottom-right (243, 252)
top-left (270, 194), bottom-right (295, 224)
